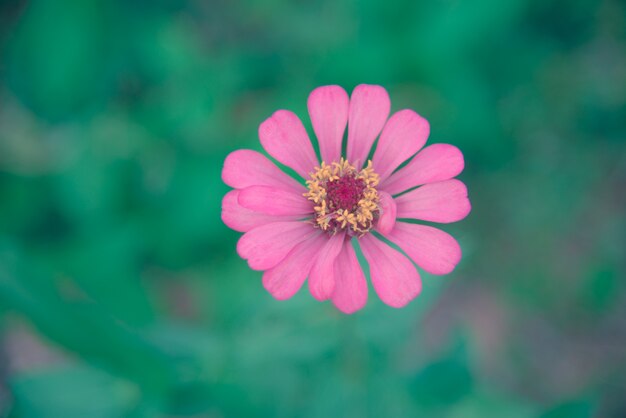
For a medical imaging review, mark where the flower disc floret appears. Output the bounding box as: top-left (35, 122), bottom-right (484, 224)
top-left (304, 158), bottom-right (380, 235)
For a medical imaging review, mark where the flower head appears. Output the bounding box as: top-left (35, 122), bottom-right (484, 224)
top-left (222, 85), bottom-right (470, 313)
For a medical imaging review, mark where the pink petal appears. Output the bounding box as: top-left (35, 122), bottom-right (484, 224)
top-left (222, 149), bottom-right (304, 193)
top-left (376, 191), bottom-right (397, 235)
top-left (308, 232), bottom-right (345, 301)
top-left (359, 234), bottom-right (421, 308)
top-left (263, 233), bottom-right (327, 300)
top-left (259, 110), bottom-right (319, 179)
top-left (222, 190), bottom-right (300, 232)
top-left (346, 85), bottom-right (390, 169)
top-left (308, 86), bottom-right (349, 163)
top-left (331, 242), bottom-right (368, 314)
top-left (238, 185), bottom-right (313, 216)
top-left (384, 222), bottom-right (462, 275)
top-left (381, 144), bottom-right (465, 196)
top-left (237, 221), bottom-right (315, 271)
top-left (395, 179), bottom-right (471, 223)
top-left (372, 110), bottom-right (430, 182)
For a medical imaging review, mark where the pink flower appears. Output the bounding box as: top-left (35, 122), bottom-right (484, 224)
top-left (221, 85), bottom-right (470, 313)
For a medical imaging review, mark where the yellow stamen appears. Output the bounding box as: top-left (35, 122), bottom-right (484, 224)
top-left (304, 158), bottom-right (380, 235)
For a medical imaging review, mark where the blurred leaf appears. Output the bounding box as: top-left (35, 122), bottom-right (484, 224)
top-left (5, 0), bottom-right (118, 120)
top-left (581, 263), bottom-right (619, 314)
top-left (0, 246), bottom-right (174, 395)
top-left (540, 400), bottom-right (594, 418)
top-left (446, 391), bottom-right (537, 418)
top-left (410, 342), bottom-right (473, 407)
top-left (10, 365), bottom-right (140, 418)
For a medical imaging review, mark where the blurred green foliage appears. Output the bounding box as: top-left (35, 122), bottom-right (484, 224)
top-left (0, 0), bottom-right (625, 416)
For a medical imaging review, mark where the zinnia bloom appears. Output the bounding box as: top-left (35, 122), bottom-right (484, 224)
top-left (222, 84), bottom-right (470, 313)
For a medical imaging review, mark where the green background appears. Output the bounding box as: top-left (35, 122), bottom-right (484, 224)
top-left (1, 0), bottom-right (625, 416)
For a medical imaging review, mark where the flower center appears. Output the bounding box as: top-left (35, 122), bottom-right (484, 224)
top-left (326, 175), bottom-right (366, 212)
top-left (304, 159), bottom-right (380, 236)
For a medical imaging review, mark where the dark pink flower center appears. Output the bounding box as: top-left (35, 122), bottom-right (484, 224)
top-left (325, 175), bottom-right (366, 212)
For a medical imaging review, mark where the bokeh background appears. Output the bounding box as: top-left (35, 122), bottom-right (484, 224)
top-left (1, 0), bottom-right (625, 417)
